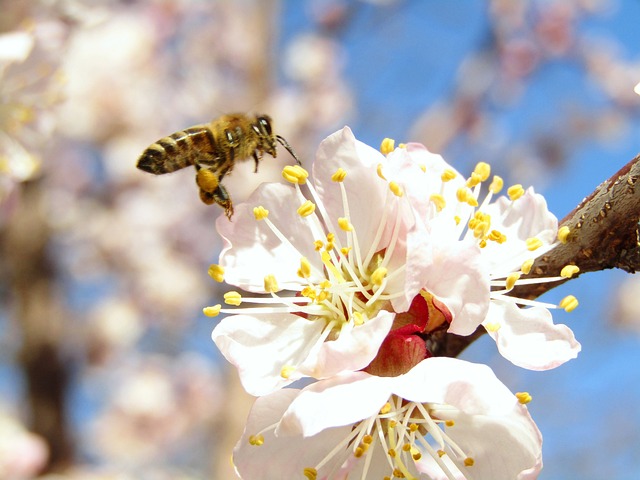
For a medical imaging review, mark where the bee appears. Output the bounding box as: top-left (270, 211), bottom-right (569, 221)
top-left (136, 113), bottom-right (300, 219)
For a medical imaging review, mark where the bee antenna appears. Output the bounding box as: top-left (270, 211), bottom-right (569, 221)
top-left (276, 135), bottom-right (302, 166)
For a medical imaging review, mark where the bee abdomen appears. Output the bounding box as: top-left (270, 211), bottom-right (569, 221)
top-left (137, 126), bottom-right (215, 174)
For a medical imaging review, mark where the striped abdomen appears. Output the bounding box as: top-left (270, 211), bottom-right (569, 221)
top-left (136, 126), bottom-right (218, 174)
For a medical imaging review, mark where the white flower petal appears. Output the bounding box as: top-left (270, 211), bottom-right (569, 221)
top-left (392, 358), bottom-right (517, 415)
top-left (216, 182), bottom-right (323, 292)
top-left (299, 310), bottom-right (394, 379)
top-left (485, 300), bottom-right (581, 370)
top-left (212, 313), bottom-right (326, 396)
top-left (277, 372), bottom-right (392, 437)
top-left (234, 389), bottom-right (353, 480)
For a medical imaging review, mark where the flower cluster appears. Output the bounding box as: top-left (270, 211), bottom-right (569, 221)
top-left (204, 127), bottom-right (580, 479)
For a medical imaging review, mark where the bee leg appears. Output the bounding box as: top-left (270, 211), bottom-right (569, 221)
top-left (252, 151), bottom-right (261, 173)
top-left (212, 184), bottom-right (234, 219)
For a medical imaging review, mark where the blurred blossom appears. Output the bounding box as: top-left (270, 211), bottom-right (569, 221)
top-left (611, 276), bottom-right (640, 332)
top-left (87, 354), bottom-right (225, 470)
top-left (0, 408), bottom-right (49, 479)
top-left (0, 23), bottom-right (66, 203)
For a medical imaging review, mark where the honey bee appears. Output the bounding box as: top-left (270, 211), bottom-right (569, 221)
top-left (137, 113), bottom-right (300, 219)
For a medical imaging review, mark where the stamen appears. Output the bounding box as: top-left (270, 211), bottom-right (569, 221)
top-left (507, 184), bottom-right (525, 201)
top-left (516, 392), bottom-right (532, 404)
top-left (280, 365), bottom-right (296, 379)
top-left (208, 264), bottom-right (225, 282)
top-left (370, 267), bottom-right (388, 286)
top-left (525, 237), bottom-right (543, 251)
top-left (298, 257), bottom-right (312, 278)
top-left (253, 206), bottom-right (269, 220)
top-left (489, 175), bottom-right (503, 194)
top-left (474, 161), bottom-right (491, 182)
top-left (203, 305), bottom-right (221, 317)
top-left (303, 467), bottom-right (317, 480)
top-left (560, 265), bottom-right (580, 278)
top-left (505, 272), bottom-right (520, 291)
top-left (380, 138), bottom-right (395, 155)
top-left (282, 165), bottom-right (309, 184)
top-left (430, 194), bottom-right (446, 212)
top-left (264, 274), bottom-right (280, 293)
top-left (331, 168), bottom-right (347, 182)
top-left (249, 434), bottom-right (264, 446)
top-left (297, 200), bottom-right (316, 217)
top-left (377, 163), bottom-right (387, 180)
top-left (338, 217), bottom-right (353, 231)
top-left (557, 225), bottom-right (571, 244)
top-left (441, 169), bottom-right (457, 182)
top-left (224, 291), bottom-right (242, 306)
top-left (521, 259), bottom-right (534, 275)
top-left (559, 295), bottom-right (579, 312)
top-left (389, 181), bottom-right (404, 197)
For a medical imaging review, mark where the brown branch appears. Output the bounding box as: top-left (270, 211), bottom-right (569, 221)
top-left (440, 154), bottom-right (640, 357)
top-left (1, 177), bottom-right (73, 472)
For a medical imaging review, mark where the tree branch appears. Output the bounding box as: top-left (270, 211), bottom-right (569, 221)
top-left (440, 154), bottom-right (640, 357)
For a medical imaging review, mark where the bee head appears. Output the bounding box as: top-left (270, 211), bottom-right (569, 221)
top-left (254, 114), bottom-right (278, 158)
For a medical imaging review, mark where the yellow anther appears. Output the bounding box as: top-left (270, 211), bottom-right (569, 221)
top-left (340, 246), bottom-right (351, 256)
top-left (398, 143), bottom-right (406, 149)
top-left (319, 280), bottom-right (332, 289)
top-left (303, 467), bottom-right (318, 480)
top-left (282, 165), bottom-right (309, 184)
top-left (249, 434), bottom-right (264, 446)
top-left (489, 175), bottom-right (504, 194)
top-left (298, 257), bottom-right (312, 278)
top-left (338, 217), bottom-right (353, 231)
top-left (253, 206), bottom-right (269, 220)
top-left (207, 264), bottom-right (225, 282)
top-left (409, 423), bottom-right (419, 432)
top-left (516, 391), bottom-right (532, 404)
top-left (437, 450), bottom-right (446, 458)
top-left (354, 446), bottom-right (365, 458)
top-left (560, 264), bottom-right (580, 278)
top-left (445, 419), bottom-right (455, 427)
top-left (508, 184), bottom-right (525, 201)
top-left (389, 181), bottom-right (404, 197)
top-left (301, 286), bottom-right (315, 298)
top-left (430, 193), bottom-right (446, 212)
top-left (223, 291), bottom-right (242, 306)
top-left (484, 322), bottom-right (501, 332)
top-left (464, 457), bottom-right (475, 467)
top-left (474, 161), bottom-right (491, 182)
top-left (388, 448), bottom-right (397, 458)
top-left (376, 163), bottom-right (387, 180)
top-left (521, 259), bottom-right (534, 275)
top-left (370, 267), bottom-right (388, 286)
top-left (353, 311), bottom-right (365, 326)
top-left (454, 215), bottom-right (461, 225)
top-left (557, 225), bottom-right (571, 244)
top-left (559, 295), bottom-right (579, 312)
top-left (488, 229), bottom-right (506, 243)
top-left (326, 232), bottom-right (335, 243)
top-left (505, 272), bottom-right (521, 290)
top-left (363, 435), bottom-right (373, 445)
top-left (314, 240), bottom-right (323, 251)
top-left (380, 137), bottom-right (395, 155)
top-left (325, 242), bottom-right (334, 251)
top-left (321, 251), bottom-right (345, 282)
top-left (297, 200), bottom-right (316, 217)
top-left (412, 449), bottom-right (422, 461)
top-left (380, 402), bottom-right (392, 414)
top-left (331, 168), bottom-right (347, 182)
top-left (202, 305), bottom-right (221, 317)
top-left (419, 163), bottom-right (426, 173)
top-left (280, 365), bottom-right (296, 379)
top-left (316, 290), bottom-right (329, 302)
top-left (466, 172), bottom-right (482, 188)
top-left (403, 443), bottom-right (412, 452)
top-left (264, 274), bottom-right (280, 293)
top-left (457, 187), bottom-right (478, 206)
top-left (526, 237), bottom-right (543, 251)
top-left (441, 169), bottom-right (457, 182)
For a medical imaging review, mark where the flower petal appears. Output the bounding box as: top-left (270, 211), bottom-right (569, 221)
top-left (234, 389), bottom-right (353, 480)
top-left (211, 313), bottom-right (326, 396)
top-left (485, 300), bottom-right (581, 370)
top-left (216, 182), bottom-right (323, 292)
top-left (299, 310), bottom-right (394, 379)
top-left (277, 371), bottom-right (392, 437)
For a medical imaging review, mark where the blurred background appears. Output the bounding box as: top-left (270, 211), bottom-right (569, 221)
top-left (1, 0), bottom-right (639, 479)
